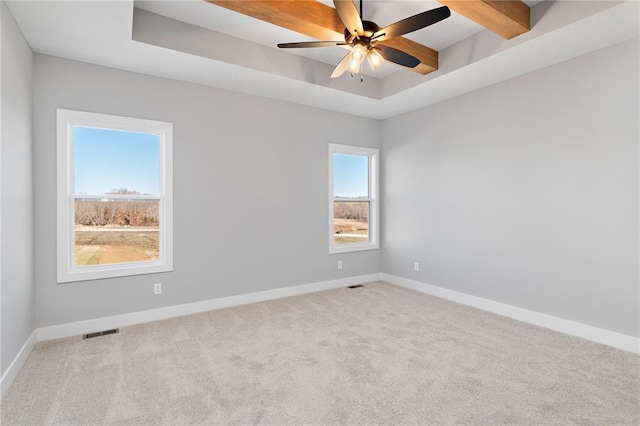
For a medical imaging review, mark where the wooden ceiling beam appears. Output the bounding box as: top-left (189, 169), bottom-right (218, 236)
top-left (437, 0), bottom-right (530, 39)
top-left (206, 0), bottom-right (438, 75)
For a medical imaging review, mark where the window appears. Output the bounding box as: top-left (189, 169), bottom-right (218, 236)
top-left (57, 109), bottom-right (173, 283)
top-left (329, 144), bottom-right (379, 254)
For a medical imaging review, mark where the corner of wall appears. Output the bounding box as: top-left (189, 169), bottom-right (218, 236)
top-left (0, 0), bottom-right (37, 396)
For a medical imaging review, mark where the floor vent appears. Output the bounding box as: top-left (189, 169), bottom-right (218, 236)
top-left (348, 284), bottom-right (365, 289)
top-left (83, 329), bottom-right (119, 340)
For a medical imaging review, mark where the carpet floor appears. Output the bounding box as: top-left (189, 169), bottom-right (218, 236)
top-left (1, 281), bottom-right (638, 425)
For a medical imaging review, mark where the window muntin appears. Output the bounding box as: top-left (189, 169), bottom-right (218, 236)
top-left (57, 109), bottom-right (173, 282)
top-left (329, 144), bottom-right (379, 254)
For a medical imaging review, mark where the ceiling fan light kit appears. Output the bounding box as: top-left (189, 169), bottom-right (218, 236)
top-left (277, 0), bottom-right (451, 79)
top-left (367, 49), bottom-right (385, 71)
top-left (347, 44), bottom-right (366, 74)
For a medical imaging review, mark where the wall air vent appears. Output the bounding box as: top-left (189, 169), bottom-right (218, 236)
top-left (83, 329), bottom-right (119, 339)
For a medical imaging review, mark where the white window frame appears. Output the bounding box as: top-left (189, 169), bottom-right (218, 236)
top-left (56, 109), bottom-right (173, 283)
top-left (329, 143), bottom-right (379, 254)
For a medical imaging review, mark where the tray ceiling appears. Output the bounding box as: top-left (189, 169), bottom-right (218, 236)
top-left (6, 0), bottom-right (638, 119)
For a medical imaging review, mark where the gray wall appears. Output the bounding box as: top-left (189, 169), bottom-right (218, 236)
top-left (21, 28), bottom-right (640, 340)
top-left (33, 55), bottom-right (381, 328)
top-left (1, 1), bottom-right (35, 374)
top-left (381, 39), bottom-right (639, 337)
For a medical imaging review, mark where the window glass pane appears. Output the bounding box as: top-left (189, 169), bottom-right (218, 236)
top-left (333, 201), bottom-right (369, 244)
top-left (74, 126), bottom-right (160, 196)
top-left (333, 153), bottom-right (368, 198)
top-left (74, 199), bottom-right (159, 266)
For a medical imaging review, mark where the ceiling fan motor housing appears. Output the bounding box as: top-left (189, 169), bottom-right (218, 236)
top-left (344, 20), bottom-right (381, 47)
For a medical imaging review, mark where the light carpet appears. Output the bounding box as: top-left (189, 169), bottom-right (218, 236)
top-left (1, 281), bottom-right (638, 425)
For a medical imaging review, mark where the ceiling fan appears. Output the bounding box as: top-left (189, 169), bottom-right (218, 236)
top-left (277, 0), bottom-right (451, 78)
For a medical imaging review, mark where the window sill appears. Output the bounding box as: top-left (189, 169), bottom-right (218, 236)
top-left (58, 262), bottom-right (172, 283)
top-left (329, 243), bottom-right (379, 255)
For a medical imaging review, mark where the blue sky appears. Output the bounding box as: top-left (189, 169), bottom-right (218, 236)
top-left (334, 153), bottom-right (368, 198)
top-left (74, 130), bottom-right (367, 198)
top-left (74, 126), bottom-right (160, 195)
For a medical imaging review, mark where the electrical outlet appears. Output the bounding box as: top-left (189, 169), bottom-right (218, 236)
top-left (337, 260), bottom-right (343, 270)
top-left (414, 262), bottom-right (420, 272)
top-left (154, 283), bottom-right (162, 295)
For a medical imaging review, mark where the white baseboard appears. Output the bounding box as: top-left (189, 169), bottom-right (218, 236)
top-left (382, 273), bottom-right (640, 354)
top-left (1, 330), bottom-right (37, 398)
top-left (37, 273), bottom-right (383, 342)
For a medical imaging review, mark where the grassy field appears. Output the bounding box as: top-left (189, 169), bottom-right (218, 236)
top-left (74, 218), bottom-right (367, 265)
top-left (334, 218), bottom-right (368, 244)
top-left (75, 226), bottom-right (159, 266)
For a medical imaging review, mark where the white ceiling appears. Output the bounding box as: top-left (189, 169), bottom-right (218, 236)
top-left (6, 1), bottom-right (639, 119)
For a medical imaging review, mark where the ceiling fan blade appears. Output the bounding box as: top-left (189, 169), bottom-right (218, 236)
top-left (376, 45), bottom-right (420, 68)
top-left (331, 51), bottom-right (352, 78)
top-left (334, 0), bottom-right (363, 36)
top-left (278, 41), bottom-right (346, 49)
top-left (373, 6), bottom-right (451, 42)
